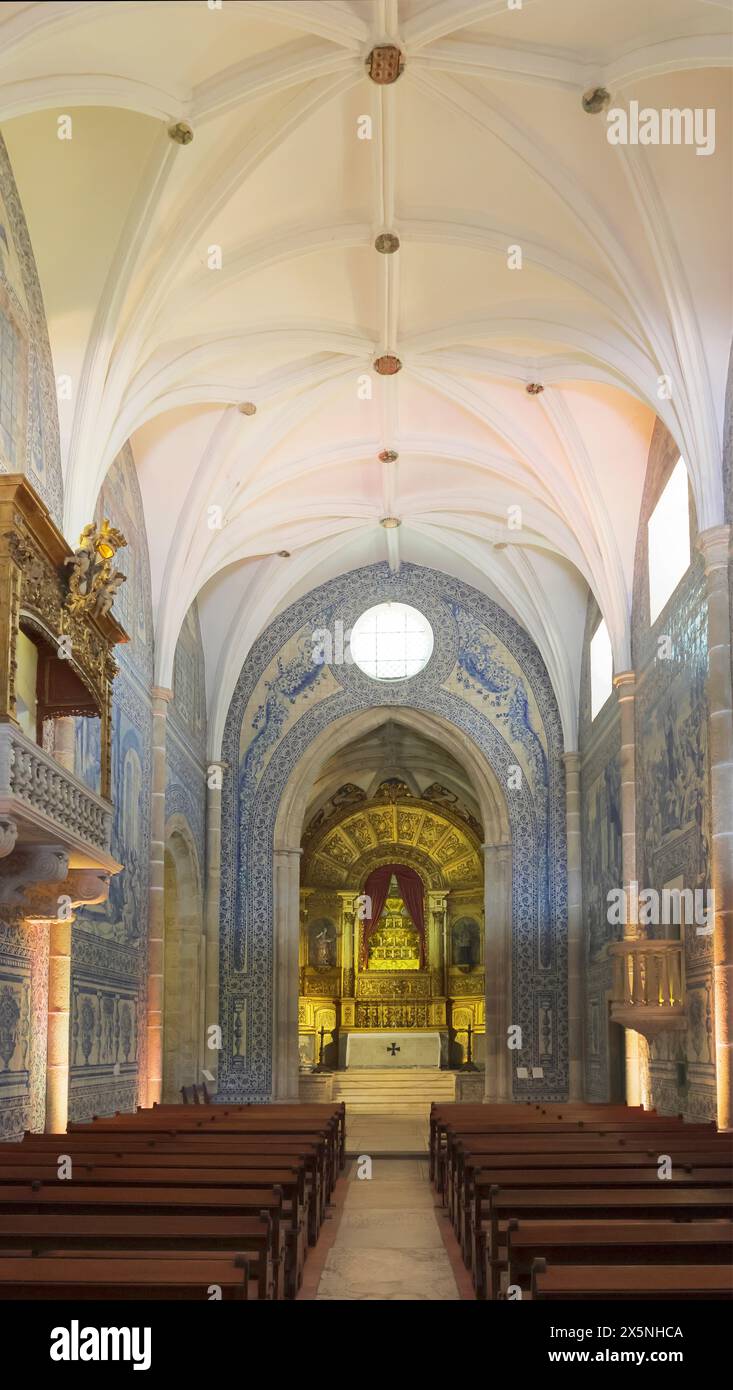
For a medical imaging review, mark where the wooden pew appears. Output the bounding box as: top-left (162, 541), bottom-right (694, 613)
top-left (503, 1219), bottom-right (733, 1298)
top-left (72, 1112), bottom-right (342, 1198)
top-left (0, 1184), bottom-right (286, 1297)
top-left (0, 1162), bottom-right (302, 1296)
top-left (429, 1102), bottom-right (685, 1181)
top-left (448, 1134), bottom-right (732, 1225)
top-left (6, 1135), bottom-right (325, 1245)
top-left (471, 1167), bottom-right (733, 1289)
top-left (455, 1150), bottom-right (730, 1258)
top-left (0, 1102), bottom-right (345, 1302)
top-left (443, 1123), bottom-right (730, 1213)
top-left (145, 1102), bottom-right (346, 1173)
top-left (0, 1212), bottom-right (274, 1298)
top-left (445, 1131), bottom-right (727, 1212)
top-left (426, 1102), bottom-right (732, 1302)
top-left (0, 1254), bottom-right (256, 1301)
top-left (436, 1116), bottom-right (719, 1195)
top-left (482, 1187), bottom-right (733, 1300)
top-left (439, 1117), bottom-right (717, 1195)
top-left (531, 1260), bottom-right (733, 1301)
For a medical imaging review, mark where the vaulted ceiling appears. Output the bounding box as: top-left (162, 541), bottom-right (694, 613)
top-left (1, 0), bottom-right (731, 751)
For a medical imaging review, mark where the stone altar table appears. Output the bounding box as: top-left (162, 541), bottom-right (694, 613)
top-left (344, 1031), bottom-right (442, 1068)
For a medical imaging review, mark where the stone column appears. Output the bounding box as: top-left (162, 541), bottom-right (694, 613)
top-left (613, 670), bottom-right (641, 1106)
top-left (145, 686), bottom-right (172, 1108)
top-left (337, 890), bottom-right (356, 996)
top-left (427, 890), bottom-right (449, 992)
top-left (483, 842), bottom-right (512, 1101)
top-left (52, 716), bottom-right (76, 774)
top-left (202, 760), bottom-right (226, 1089)
top-left (45, 916), bottom-right (72, 1132)
top-left (698, 525), bottom-right (733, 1131)
top-left (272, 846), bottom-right (303, 1100)
top-left (563, 752), bottom-right (584, 1099)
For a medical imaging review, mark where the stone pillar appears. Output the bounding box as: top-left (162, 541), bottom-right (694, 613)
top-left (52, 716), bottom-right (76, 774)
top-left (45, 916), bottom-right (72, 1132)
top-left (563, 752), bottom-right (584, 1099)
top-left (202, 760), bottom-right (225, 1089)
top-left (613, 670), bottom-right (641, 1106)
top-left (272, 846), bottom-right (303, 1100)
top-left (483, 842), bottom-right (512, 1101)
top-left (698, 526), bottom-right (733, 1131)
top-left (145, 686), bottom-right (172, 1108)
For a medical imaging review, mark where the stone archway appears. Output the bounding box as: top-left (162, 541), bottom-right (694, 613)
top-left (163, 815), bottom-right (203, 1101)
top-left (218, 562), bottom-right (568, 1105)
top-left (272, 706), bottom-right (512, 1100)
top-left (299, 777), bottom-right (489, 1073)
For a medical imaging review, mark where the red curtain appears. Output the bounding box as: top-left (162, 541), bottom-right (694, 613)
top-left (362, 863), bottom-right (426, 968)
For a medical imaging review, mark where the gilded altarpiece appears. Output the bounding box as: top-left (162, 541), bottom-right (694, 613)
top-left (298, 781), bottom-right (485, 1068)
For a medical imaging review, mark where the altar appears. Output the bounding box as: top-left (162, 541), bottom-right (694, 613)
top-left (344, 1031), bottom-right (443, 1068)
top-left (299, 834), bottom-right (485, 1077)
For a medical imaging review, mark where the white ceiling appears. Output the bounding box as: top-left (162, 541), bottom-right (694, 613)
top-left (1, 0), bottom-right (731, 753)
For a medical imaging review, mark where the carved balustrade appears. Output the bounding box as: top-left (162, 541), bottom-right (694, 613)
top-left (609, 938), bottom-right (686, 1040)
top-left (0, 475), bottom-right (125, 913)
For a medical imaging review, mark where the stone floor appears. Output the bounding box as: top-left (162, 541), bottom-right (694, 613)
top-left (303, 1113), bottom-right (469, 1300)
top-left (314, 1156), bottom-right (460, 1300)
top-left (346, 1113), bottom-right (430, 1155)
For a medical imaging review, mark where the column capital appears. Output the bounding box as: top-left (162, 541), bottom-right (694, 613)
top-left (562, 751), bottom-right (581, 771)
top-left (613, 669), bottom-right (636, 696)
top-left (273, 845), bottom-right (304, 858)
top-left (151, 685), bottom-right (173, 704)
top-left (696, 523), bottom-right (731, 576)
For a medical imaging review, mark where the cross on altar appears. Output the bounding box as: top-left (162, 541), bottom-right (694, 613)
top-left (387, 1042), bottom-right (400, 1056)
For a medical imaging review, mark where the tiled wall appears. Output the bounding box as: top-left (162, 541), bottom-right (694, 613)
top-left (630, 421), bottom-right (715, 1119)
top-left (70, 444), bottom-right (153, 1120)
top-left (0, 133), bottom-right (62, 520)
top-left (579, 596), bottom-right (623, 1102)
top-left (0, 132), bottom-right (62, 1139)
top-left (163, 602), bottom-right (207, 1099)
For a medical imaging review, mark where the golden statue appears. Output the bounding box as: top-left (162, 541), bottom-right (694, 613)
top-left (65, 520), bottom-right (127, 618)
top-left (368, 895), bottom-right (421, 971)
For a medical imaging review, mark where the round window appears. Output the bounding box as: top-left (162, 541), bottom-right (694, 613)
top-left (349, 602), bottom-right (434, 681)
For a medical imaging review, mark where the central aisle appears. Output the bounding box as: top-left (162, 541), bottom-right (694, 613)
top-left (313, 1157), bottom-right (460, 1300)
top-left (301, 1113), bottom-right (471, 1300)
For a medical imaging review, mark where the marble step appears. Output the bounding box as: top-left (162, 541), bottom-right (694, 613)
top-left (333, 1069), bottom-right (456, 1112)
top-left (343, 1106), bottom-right (436, 1115)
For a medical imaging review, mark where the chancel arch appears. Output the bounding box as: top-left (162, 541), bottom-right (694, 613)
top-left (219, 562), bottom-right (569, 1104)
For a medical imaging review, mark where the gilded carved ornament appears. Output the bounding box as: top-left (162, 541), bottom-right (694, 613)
top-left (65, 519), bottom-right (127, 619)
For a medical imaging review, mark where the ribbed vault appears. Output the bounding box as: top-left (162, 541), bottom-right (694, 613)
top-left (0, 0), bottom-right (729, 751)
